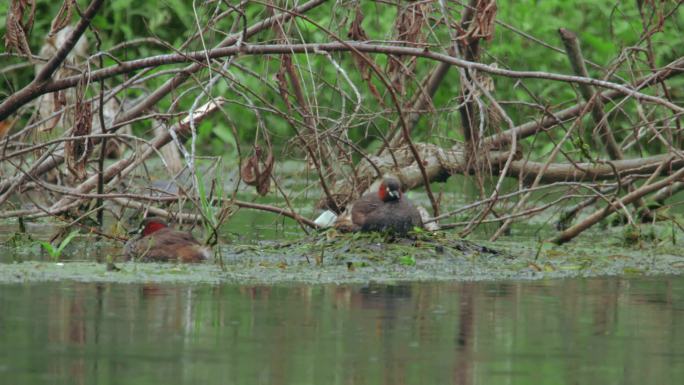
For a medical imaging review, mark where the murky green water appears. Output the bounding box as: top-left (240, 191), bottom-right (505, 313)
top-left (1, 277), bottom-right (683, 385)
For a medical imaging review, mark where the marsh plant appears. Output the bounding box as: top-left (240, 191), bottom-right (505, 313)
top-left (40, 230), bottom-right (79, 261)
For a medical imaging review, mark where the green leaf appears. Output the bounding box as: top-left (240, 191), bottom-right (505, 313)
top-left (411, 226), bottom-right (424, 234)
top-left (196, 170), bottom-right (217, 230)
top-left (40, 230), bottom-right (79, 261)
top-left (111, 0), bottom-right (133, 12)
top-left (40, 242), bottom-right (57, 259)
top-left (213, 124), bottom-right (236, 146)
top-left (56, 230), bottom-right (80, 255)
top-left (398, 255), bottom-right (416, 266)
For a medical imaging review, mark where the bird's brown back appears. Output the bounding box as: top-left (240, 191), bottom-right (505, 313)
top-left (351, 192), bottom-right (421, 234)
top-left (125, 228), bottom-right (208, 263)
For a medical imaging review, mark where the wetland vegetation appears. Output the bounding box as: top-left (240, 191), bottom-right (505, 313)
top-left (1, 1), bottom-right (683, 383)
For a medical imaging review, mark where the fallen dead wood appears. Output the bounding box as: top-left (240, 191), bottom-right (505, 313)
top-left (552, 163), bottom-right (684, 244)
top-left (508, 154), bottom-right (684, 183)
top-left (0, 0), bottom-right (328, 196)
top-left (111, 197), bottom-right (319, 229)
top-left (483, 56), bottom-right (684, 148)
top-left (1, 1), bottom-right (682, 246)
top-left (654, 181), bottom-right (684, 204)
top-left (3, 43), bottom-right (682, 122)
top-left (44, 99), bottom-right (225, 215)
top-left (321, 143), bottom-right (517, 210)
top-left (324, 141), bottom-right (684, 209)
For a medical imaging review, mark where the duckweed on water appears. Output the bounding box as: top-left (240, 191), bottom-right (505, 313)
top-left (2, 227), bottom-right (684, 284)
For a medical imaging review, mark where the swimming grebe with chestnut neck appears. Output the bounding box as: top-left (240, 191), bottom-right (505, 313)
top-left (124, 218), bottom-right (210, 263)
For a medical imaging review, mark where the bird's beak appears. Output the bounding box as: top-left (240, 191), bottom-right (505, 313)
top-left (387, 189), bottom-right (400, 199)
top-left (128, 227), bottom-right (141, 235)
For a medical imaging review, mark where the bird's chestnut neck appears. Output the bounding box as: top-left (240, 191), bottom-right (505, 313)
top-left (142, 220), bottom-right (168, 236)
top-left (378, 182), bottom-right (401, 202)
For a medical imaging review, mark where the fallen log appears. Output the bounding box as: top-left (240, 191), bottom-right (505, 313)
top-left (324, 140), bottom-right (684, 210)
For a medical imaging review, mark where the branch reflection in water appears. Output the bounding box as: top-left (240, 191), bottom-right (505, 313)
top-left (1, 278), bottom-right (683, 384)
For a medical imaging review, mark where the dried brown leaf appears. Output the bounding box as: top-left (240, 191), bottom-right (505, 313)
top-left (459, 0), bottom-right (497, 43)
top-left (40, 91), bottom-right (66, 133)
top-left (4, 0), bottom-right (35, 55)
top-left (240, 154), bottom-right (258, 185)
top-left (65, 92), bottom-right (92, 181)
top-left (475, 0), bottom-right (497, 41)
top-left (49, 0), bottom-right (75, 37)
top-left (276, 58), bottom-right (293, 112)
top-left (0, 119), bottom-right (15, 139)
top-left (347, 7), bottom-right (368, 41)
top-left (387, 2), bottom-right (428, 93)
top-left (240, 146), bottom-right (274, 196)
top-left (256, 152), bottom-right (274, 196)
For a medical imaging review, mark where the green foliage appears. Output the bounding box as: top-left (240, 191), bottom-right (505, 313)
top-left (4, 232), bottom-right (33, 248)
top-left (40, 230), bottom-right (79, 261)
top-left (622, 225), bottom-right (640, 246)
top-left (397, 255), bottom-right (416, 266)
top-left (196, 169), bottom-right (226, 245)
top-left (1, 0), bottom-right (680, 158)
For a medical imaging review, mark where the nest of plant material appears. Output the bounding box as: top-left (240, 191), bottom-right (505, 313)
top-left (252, 230), bottom-right (502, 269)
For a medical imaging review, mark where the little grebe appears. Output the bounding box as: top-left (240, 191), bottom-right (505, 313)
top-left (350, 177), bottom-right (422, 234)
top-left (124, 218), bottom-right (210, 263)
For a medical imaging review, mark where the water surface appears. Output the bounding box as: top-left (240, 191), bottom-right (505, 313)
top-left (1, 277), bottom-right (683, 384)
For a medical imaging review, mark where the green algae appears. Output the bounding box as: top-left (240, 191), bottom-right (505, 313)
top-left (3, 207), bottom-right (684, 285)
top-left (2, 227), bottom-right (684, 285)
